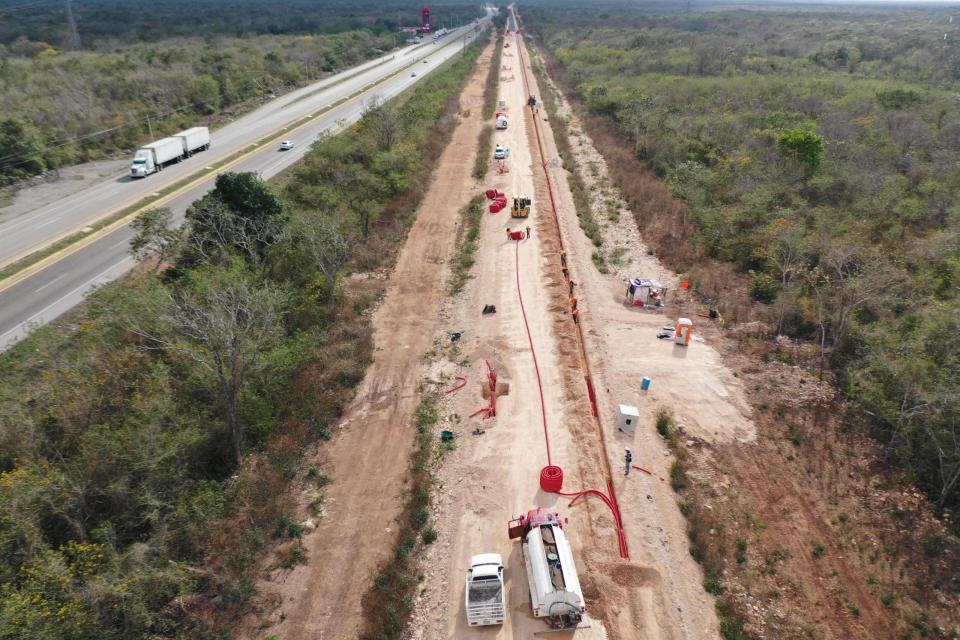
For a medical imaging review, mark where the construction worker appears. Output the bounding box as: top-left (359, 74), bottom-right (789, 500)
top-left (569, 280), bottom-right (576, 295)
top-left (560, 251), bottom-right (567, 266)
top-left (625, 448), bottom-right (633, 475)
top-left (570, 296), bottom-right (578, 311)
top-left (526, 225), bottom-right (531, 239)
top-left (562, 267), bottom-right (569, 280)
top-left (572, 308), bottom-right (580, 324)
top-left (506, 227), bottom-right (512, 240)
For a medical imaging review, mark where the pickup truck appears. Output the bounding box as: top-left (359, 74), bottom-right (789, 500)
top-left (494, 145), bottom-right (509, 160)
top-left (465, 554), bottom-right (506, 626)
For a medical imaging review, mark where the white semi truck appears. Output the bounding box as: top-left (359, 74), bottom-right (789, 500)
top-left (508, 508), bottom-right (585, 629)
top-left (465, 554), bottom-right (506, 626)
top-left (130, 126), bottom-right (210, 178)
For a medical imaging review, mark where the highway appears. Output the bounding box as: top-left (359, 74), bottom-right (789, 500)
top-left (0, 17), bottom-right (490, 350)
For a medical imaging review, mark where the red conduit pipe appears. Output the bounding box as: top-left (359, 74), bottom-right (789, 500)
top-left (513, 239), bottom-right (552, 466)
top-left (445, 376), bottom-right (468, 394)
top-left (585, 376), bottom-right (599, 418)
top-left (512, 24), bottom-right (629, 559)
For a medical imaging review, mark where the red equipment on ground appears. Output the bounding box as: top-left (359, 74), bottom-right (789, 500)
top-left (469, 360), bottom-right (498, 420)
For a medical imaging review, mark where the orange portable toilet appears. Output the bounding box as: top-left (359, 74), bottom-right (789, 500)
top-left (675, 317), bottom-right (693, 346)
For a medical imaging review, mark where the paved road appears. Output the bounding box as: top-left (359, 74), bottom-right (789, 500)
top-left (0, 17), bottom-right (490, 350)
top-left (0, 25), bottom-right (478, 269)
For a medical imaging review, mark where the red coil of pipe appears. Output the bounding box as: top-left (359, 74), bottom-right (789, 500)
top-left (539, 465), bottom-right (564, 492)
top-left (485, 188), bottom-right (498, 200)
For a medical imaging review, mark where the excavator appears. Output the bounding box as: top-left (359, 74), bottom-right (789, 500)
top-left (511, 196), bottom-right (531, 218)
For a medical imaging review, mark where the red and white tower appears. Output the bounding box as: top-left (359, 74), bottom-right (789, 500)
top-left (420, 5), bottom-right (432, 33)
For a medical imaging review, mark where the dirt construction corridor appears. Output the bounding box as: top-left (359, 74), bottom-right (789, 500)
top-left (242, 41), bottom-right (496, 640)
top-left (247, 15), bottom-right (759, 639)
top-left (409, 17), bottom-right (757, 640)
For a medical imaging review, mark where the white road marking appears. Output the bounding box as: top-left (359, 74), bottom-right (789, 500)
top-left (36, 215), bottom-right (64, 228)
top-left (1, 259), bottom-right (131, 349)
top-left (34, 273), bottom-right (67, 293)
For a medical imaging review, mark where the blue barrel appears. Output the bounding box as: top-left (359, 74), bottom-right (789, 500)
top-left (641, 377), bottom-right (651, 391)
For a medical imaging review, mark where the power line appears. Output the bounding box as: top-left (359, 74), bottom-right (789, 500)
top-left (64, 0), bottom-right (81, 50)
top-left (0, 104), bottom-right (199, 169)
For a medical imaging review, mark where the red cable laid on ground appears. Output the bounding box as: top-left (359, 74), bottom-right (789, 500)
top-left (511, 22), bottom-right (629, 559)
top-left (445, 376), bottom-right (468, 394)
top-left (514, 239), bottom-right (553, 466)
top-left (585, 376), bottom-right (599, 417)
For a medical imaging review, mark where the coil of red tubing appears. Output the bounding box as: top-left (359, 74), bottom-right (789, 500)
top-left (539, 465), bottom-right (564, 492)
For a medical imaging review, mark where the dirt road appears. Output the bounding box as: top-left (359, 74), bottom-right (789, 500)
top-left (409, 27), bottom-right (609, 640)
top-left (242, 42), bottom-right (495, 640)
top-left (409, 22), bottom-right (760, 640)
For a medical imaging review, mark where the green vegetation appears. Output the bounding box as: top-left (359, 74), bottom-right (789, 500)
top-left (363, 397), bottom-right (437, 639)
top-left (529, 51), bottom-right (604, 253)
top-left (482, 29), bottom-right (504, 121)
top-left (449, 195), bottom-right (485, 295)
top-left (0, 171), bottom-right (366, 639)
top-left (0, 0), bottom-right (480, 47)
top-left (527, 4), bottom-right (960, 524)
top-left (474, 125), bottom-right (494, 180)
top-left (0, 0), bottom-right (483, 185)
top-left (473, 27), bottom-right (503, 181)
top-left (0, 28), bottom-right (485, 638)
top-left (655, 407), bottom-right (673, 438)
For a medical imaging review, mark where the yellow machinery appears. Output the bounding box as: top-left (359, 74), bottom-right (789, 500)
top-left (511, 196), bottom-right (531, 219)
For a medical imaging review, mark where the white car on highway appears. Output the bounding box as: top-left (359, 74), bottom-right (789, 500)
top-left (279, 140), bottom-right (294, 151)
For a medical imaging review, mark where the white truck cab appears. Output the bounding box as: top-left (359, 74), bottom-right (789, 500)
top-left (465, 553), bottom-right (505, 626)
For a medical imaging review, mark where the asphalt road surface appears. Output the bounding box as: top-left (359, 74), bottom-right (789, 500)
top-left (0, 16), bottom-right (490, 350)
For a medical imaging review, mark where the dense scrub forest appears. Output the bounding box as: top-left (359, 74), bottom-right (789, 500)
top-left (0, 38), bottom-right (484, 638)
top-left (524, 4), bottom-right (960, 522)
top-left (0, 0), bottom-right (481, 184)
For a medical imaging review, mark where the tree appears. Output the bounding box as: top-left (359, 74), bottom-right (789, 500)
top-left (777, 128), bottom-right (824, 171)
top-left (184, 172), bottom-right (287, 265)
top-left (364, 96), bottom-right (400, 152)
top-left (759, 217), bottom-right (810, 333)
top-left (146, 267), bottom-right (286, 463)
top-left (0, 118), bottom-right (47, 181)
top-left (297, 217), bottom-right (348, 304)
top-left (820, 243), bottom-right (898, 349)
top-left (129, 207), bottom-right (182, 272)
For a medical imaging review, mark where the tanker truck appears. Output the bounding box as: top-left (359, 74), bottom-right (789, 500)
top-left (507, 508), bottom-right (585, 629)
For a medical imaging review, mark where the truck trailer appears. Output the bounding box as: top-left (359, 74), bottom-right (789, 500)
top-left (130, 137), bottom-right (183, 178)
top-left (508, 508), bottom-right (585, 629)
top-left (173, 126), bottom-right (210, 157)
top-left (465, 554), bottom-right (506, 626)
top-left (495, 112), bottom-right (509, 130)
